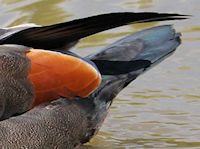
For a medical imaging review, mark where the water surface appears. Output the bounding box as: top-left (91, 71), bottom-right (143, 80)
top-left (0, 0), bottom-right (199, 148)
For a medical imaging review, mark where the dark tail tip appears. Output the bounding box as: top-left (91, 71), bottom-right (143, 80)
top-left (1, 12), bottom-right (189, 50)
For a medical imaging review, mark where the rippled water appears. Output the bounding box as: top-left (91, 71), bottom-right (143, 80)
top-left (0, 0), bottom-right (199, 148)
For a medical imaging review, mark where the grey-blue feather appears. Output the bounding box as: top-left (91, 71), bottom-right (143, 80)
top-left (72, 25), bottom-right (182, 144)
top-left (90, 25), bottom-right (180, 76)
top-left (86, 25), bottom-right (181, 110)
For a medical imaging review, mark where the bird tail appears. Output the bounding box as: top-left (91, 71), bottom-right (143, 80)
top-left (1, 12), bottom-right (187, 49)
top-left (76, 25), bottom-right (181, 140)
top-left (88, 25), bottom-right (181, 103)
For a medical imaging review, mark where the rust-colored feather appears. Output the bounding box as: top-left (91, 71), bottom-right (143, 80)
top-left (26, 49), bottom-right (101, 106)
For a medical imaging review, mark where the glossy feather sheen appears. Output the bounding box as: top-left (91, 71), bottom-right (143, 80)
top-left (26, 49), bottom-right (101, 106)
top-left (0, 12), bottom-right (188, 50)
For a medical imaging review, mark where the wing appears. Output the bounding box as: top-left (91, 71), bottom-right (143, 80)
top-left (0, 12), bottom-right (188, 50)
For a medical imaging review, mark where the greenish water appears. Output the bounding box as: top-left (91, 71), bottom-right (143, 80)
top-left (0, 0), bottom-right (199, 148)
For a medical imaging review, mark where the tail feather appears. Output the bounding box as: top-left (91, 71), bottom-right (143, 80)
top-left (0, 12), bottom-right (187, 49)
top-left (89, 25), bottom-right (180, 76)
top-left (87, 25), bottom-right (181, 103)
top-left (73, 25), bottom-right (183, 143)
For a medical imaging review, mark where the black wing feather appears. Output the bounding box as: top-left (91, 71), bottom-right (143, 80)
top-left (0, 12), bottom-right (188, 50)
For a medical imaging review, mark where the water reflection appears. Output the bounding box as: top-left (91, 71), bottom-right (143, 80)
top-left (1, 0), bottom-right (72, 26)
top-left (80, 137), bottom-right (200, 148)
top-left (123, 0), bottom-right (154, 9)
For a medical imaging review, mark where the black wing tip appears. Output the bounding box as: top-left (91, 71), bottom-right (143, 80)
top-left (130, 12), bottom-right (191, 20)
top-left (84, 12), bottom-right (191, 18)
top-left (2, 11), bottom-right (189, 50)
top-left (58, 12), bottom-right (191, 24)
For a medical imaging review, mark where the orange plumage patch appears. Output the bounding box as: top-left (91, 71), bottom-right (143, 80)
top-left (26, 49), bottom-right (101, 106)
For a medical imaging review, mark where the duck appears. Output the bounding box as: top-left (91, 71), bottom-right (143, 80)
top-left (0, 12), bottom-right (187, 148)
